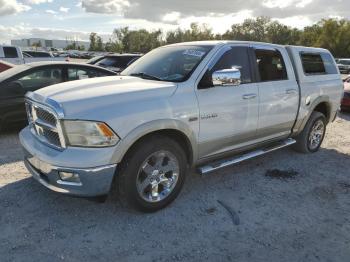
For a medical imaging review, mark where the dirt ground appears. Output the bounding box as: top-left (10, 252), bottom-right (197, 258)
top-left (1, 113), bottom-right (350, 262)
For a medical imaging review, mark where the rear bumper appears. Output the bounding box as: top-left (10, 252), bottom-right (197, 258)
top-left (20, 127), bottom-right (117, 197)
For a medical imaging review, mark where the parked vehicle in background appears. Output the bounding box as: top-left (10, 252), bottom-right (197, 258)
top-left (0, 61), bottom-right (14, 73)
top-left (337, 59), bottom-right (350, 74)
top-left (22, 51), bottom-right (53, 58)
top-left (93, 54), bottom-right (142, 73)
top-left (341, 76), bottom-right (350, 111)
top-left (0, 62), bottom-right (116, 130)
top-left (20, 41), bottom-right (343, 212)
top-left (86, 55), bottom-right (104, 65)
top-left (0, 45), bottom-right (66, 65)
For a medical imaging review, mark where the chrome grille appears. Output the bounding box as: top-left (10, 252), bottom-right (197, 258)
top-left (35, 107), bottom-right (57, 126)
top-left (26, 101), bottom-right (65, 150)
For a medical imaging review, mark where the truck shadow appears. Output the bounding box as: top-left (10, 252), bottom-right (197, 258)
top-left (338, 111), bottom-right (350, 121)
top-left (0, 127), bottom-right (24, 165)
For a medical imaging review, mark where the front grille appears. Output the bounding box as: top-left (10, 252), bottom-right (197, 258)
top-left (26, 101), bottom-right (65, 149)
top-left (35, 107), bottom-right (57, 126)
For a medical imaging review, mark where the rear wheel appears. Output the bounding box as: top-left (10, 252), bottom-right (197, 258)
top-left (293, 111), bottom-right (326, 153)
top-left (117, 136), bottom-right (188, 212)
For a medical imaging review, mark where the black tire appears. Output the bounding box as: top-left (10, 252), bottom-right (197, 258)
top-left (293, 111), bottom-right (327, 153)
top-left (117, 135), bottom-right (188, 212)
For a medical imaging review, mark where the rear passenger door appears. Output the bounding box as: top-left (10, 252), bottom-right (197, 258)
top-left (252, 45), bottom-right (299, 139)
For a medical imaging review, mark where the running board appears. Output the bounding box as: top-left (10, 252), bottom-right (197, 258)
top-left (198, 138), bottom-right (296, 175)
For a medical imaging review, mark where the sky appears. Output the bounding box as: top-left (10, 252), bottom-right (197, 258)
top-left (0, 0), bottom-right (348, 44)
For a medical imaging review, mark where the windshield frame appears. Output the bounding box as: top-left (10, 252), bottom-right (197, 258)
top-left (121, 44), bottom-right (214, 83)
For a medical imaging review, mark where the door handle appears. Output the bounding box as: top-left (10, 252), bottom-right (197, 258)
top-left (242, 94), bottom-right (257, 100)
top-left (286, 89), bottom-right (298, 95)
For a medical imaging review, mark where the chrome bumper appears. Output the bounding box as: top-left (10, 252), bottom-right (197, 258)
top-left (20, 127), bottom-right (117, 197)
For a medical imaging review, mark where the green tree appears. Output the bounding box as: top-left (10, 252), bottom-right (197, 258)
top-left (89, 32), bottom-right (97, 51)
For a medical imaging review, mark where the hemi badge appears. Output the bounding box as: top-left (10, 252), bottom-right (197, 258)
top-left (189, 117), bottom-right (198, 122)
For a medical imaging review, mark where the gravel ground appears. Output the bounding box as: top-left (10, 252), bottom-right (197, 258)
top-left (1, 114), bottom-right (350, 262)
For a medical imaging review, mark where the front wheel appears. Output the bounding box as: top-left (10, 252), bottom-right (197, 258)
top-left (293, 111), bottom-right (327, 153)
top-left (117, 136), bottom-right (188, 212)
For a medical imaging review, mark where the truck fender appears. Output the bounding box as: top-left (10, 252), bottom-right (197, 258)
top-left (294, 95), bottom-right (332, 135)
top-left (110, 119), bottom-right (198, 165)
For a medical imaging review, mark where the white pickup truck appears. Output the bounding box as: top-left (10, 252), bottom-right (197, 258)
top-left (0, 45), bottom-right (65, 65)
top-left (20, 41), bottom-right (343, 212)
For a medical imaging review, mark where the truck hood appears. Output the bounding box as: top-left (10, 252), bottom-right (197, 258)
top-left (35, 75), bottom-right (178, 118)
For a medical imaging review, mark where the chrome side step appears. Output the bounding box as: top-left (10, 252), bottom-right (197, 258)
top-left (198, 138), bottom-right (296, 175)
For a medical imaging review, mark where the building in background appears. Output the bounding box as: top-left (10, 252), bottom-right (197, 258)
top-left (11, 38), bottom-right (90, 51)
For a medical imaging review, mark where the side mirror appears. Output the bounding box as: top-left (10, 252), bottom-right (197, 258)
top-left (212, 68), bottom-right (241, 87)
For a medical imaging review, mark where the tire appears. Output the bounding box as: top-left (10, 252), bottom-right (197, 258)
top-left (117, 135), bottom-right (188, 212)
top-left (293, 111), bottom-right (327, 153)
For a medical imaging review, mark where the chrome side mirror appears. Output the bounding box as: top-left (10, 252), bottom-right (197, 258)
top-left (212, 68), bottom-right (241, 87)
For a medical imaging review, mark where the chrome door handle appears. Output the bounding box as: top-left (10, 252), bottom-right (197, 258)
top-left (242, 94), bottom-right (257, 100)
top-left (286, 89), bottom-right (298, 94)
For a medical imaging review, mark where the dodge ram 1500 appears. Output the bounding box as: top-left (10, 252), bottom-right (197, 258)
top-left (20, 41), bottom-right (343, 212)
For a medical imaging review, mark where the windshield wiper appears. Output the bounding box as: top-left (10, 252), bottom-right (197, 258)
top-left (129, 72), bottom-right (163, 81)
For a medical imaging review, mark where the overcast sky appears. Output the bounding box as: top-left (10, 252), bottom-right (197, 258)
top-left (0, 0), bottom-right (348, 44)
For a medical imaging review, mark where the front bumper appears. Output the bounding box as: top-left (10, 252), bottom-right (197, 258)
top-left (20, 127), bottom-right (117, 197)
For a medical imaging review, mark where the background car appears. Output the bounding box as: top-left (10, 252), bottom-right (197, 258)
top-left (22, 51), bottom-right (54, 58)
top-left (337, 59), bottom-right (350, 74)
top-left (86, 55), bottom-right (104, 65)
top-left (0, 62), bottom-right (116, 130)
top-left (341, 76), bottom-right (350, 111)
top-left (92, 54), bottom-right (142, 73)
top-left (0, 61), bottom-right (14, 73)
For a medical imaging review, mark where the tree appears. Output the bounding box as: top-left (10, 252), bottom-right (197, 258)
top-left (89, 32), bottom-right (97, 51)
top-left (32, 41), bottom-right (42, 51)
top-left (88, 17), bottom-right (350, 58)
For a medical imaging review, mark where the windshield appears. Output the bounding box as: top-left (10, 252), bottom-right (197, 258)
top-left (122, 45), bottom-right (213, 82)
top-left (339, 60), bottom-right (350, 65)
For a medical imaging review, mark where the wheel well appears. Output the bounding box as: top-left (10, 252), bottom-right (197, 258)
top-left (314, 102), bottom-right (330, 122)
top-left (122, 129), bottom-right (194, 166)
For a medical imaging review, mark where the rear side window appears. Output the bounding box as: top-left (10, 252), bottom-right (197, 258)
top-left (255, 49), bottom-right (288, 82)
top-left (300, 52), bottom-right (337, 75)
top-left (211, 46), bottom-right (253, 84)
top-left (300, 53), bottom-right (326, 75)
top-left (3, 47), bottom-right (18, 58)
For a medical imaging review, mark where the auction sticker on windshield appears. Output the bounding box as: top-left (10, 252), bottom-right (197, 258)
top-left (183, 50), bottom-right (206, 57)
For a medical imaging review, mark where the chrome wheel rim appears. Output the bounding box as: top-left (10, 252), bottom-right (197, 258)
top-left (308, 119), bottom-right (325, 150)
top-left (136, 150), bottom-right (179, 203)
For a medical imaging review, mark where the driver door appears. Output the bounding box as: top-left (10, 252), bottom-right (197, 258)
top-left (196, 45), bottom-right (259, 159)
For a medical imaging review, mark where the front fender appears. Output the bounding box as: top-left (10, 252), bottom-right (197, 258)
top-left (110, 119), bottom-right (198, 165)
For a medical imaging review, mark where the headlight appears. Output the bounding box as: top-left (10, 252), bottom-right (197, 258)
top-left (63, 120), bottom-right (119, 147)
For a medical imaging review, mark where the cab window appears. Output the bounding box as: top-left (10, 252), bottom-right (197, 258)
top-left (199, 46), bottom-right (252, 88)
top-left (255, 49), bottom-right (288, 82)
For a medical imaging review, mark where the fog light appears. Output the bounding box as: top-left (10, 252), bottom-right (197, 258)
top-left (59, 171), bottom-right (81, 183)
